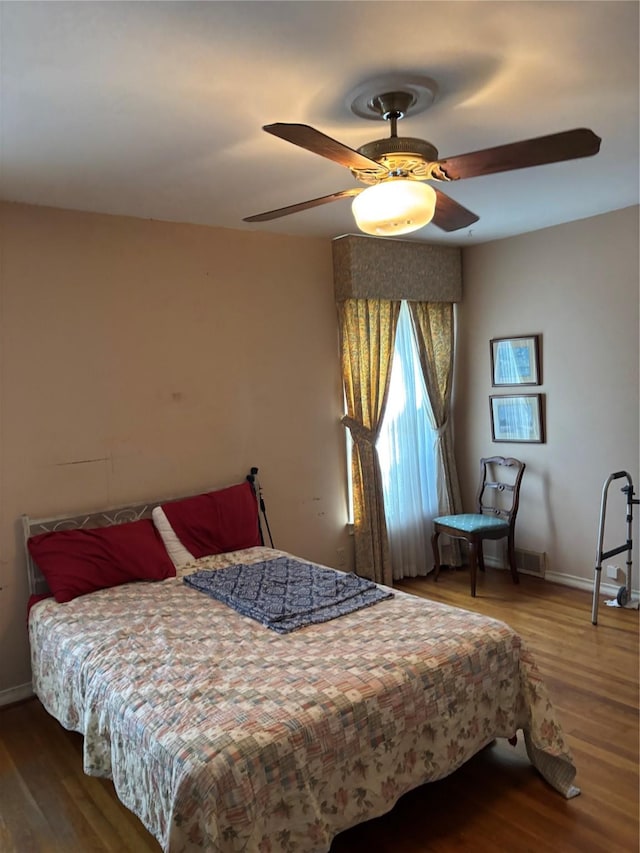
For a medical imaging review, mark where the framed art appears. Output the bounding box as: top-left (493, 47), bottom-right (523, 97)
top-left (490, 394), bottom-right (545, 443)
top-left (490, 335), bottom-right (541, 386)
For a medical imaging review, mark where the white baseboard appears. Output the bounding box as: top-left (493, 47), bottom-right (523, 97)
top-left (545, 570), bottom-right (640, 599)
top-left (484, 557), bottom-right (639, 597)
top-left (0, 682), bottom-right (34, 707)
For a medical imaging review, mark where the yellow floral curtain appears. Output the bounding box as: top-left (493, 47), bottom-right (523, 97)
top-left (338, 298), bottom-right (401, 585)
top-left (408, 302), bottom-right (463, 564)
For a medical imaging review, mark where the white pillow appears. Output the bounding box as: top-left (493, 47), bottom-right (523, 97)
top-left (152, 506), bottom-right (194, 569)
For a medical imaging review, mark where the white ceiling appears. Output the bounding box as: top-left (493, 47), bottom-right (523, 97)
top-left (1, 1), bottom-right (638, 246)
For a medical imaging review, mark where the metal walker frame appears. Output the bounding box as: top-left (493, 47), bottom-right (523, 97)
top-left (591, 471), bottom-right (639, 624)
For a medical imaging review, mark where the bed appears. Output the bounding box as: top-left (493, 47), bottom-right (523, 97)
top-left (24, 472), bottom-right (579, 852)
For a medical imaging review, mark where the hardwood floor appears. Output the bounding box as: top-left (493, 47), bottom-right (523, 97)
top-left (1, 569), bottom-right (638, 852)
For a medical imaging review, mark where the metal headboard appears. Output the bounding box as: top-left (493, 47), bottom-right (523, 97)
top-left (23, 468), bottom-right (262, 597)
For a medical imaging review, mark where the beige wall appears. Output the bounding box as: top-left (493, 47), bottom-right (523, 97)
top-left (3, 201), bottom-right (638, 698)
top-left (455, 206), bottom-right (639, 588)
top-left (0, 202), bottom-right (351, 697)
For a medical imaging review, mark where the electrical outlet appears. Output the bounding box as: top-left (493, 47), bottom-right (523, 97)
top-left (606, 564), bottom-right (620, 579)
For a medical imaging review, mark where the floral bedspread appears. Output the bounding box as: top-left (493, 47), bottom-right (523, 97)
top-left (29, 547), bottom-right (578, 853)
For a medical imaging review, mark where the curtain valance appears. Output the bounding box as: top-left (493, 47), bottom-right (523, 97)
top-left (332, 234), bottom-right (462, 303)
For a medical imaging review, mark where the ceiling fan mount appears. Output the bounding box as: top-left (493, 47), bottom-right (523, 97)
top-left (347, 74), bottom-right (439, 121)
top-left (366, 90), bottom-right (416, 122)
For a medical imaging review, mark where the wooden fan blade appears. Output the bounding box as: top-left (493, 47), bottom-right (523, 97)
top-left (243, 188), bottom-right (362, 222)
top-left (436, 128), bottom-right (601, 181)
top-left (432, 189), bottom-right (480, 232)
top-left (263, 123), bottom-right (388, 173)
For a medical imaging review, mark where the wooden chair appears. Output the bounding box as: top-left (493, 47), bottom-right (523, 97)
top-left (431, 456), bottom-right (526, 597)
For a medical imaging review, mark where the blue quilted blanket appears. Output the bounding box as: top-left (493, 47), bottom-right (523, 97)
top-left (183, 556), bottom-right (393, 633)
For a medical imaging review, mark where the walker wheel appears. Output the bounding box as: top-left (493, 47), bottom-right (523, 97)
top-left (616, 586), bottom-right (629, 607)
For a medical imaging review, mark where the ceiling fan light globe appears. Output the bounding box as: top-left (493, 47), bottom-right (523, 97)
top-left (351, 179), bottom-right (436, 236)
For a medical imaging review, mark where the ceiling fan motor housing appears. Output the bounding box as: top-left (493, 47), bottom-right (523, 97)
top-left (352, 137), bottom-right (447, 184)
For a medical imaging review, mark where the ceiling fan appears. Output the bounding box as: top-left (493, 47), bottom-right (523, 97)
top-left (244, 90), bottom-right (601, 236)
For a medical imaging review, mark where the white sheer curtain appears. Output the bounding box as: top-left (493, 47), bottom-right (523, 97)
top-left (376, 302), bottom-right (439, 580)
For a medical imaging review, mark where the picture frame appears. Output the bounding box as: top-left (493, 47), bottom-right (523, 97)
top-left (490, 394), bottom-right (545, 443)
top-left (490, 334), bottom-right (541, 386)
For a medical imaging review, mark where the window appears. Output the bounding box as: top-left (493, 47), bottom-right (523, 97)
top-left (376, 302), bottom-right (438, 578)
top-left (339, 300), bottom-right (455, 583)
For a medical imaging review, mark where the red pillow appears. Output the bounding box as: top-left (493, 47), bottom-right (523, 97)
top-left (28, 519), bottom-right (176, 603)
top-left (161, 480), bottom-right (260, 559)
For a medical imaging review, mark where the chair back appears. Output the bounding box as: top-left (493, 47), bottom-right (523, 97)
top-left (476, 456), bottom-right (525, 529)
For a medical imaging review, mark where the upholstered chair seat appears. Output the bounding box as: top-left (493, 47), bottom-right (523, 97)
top-left (432, 514), bottom-right (509, 534)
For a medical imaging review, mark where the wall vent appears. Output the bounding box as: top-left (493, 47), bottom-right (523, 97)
top-left (514, 547), bottom-right (546, 578)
